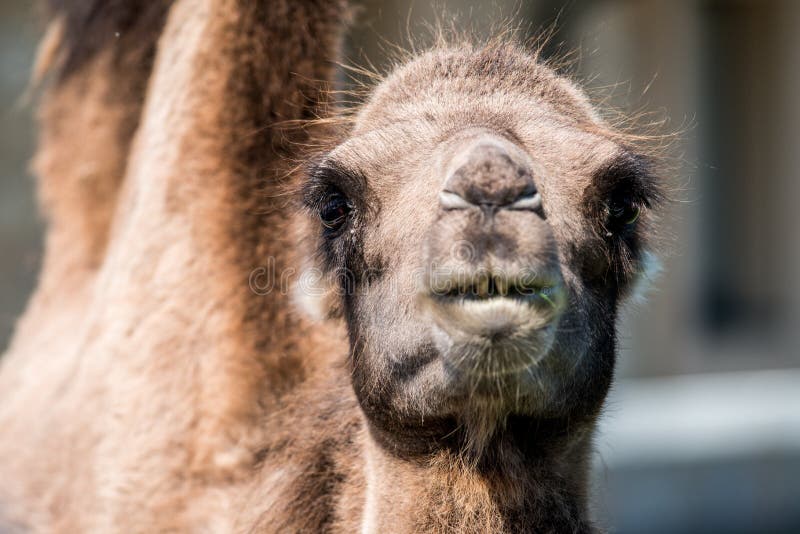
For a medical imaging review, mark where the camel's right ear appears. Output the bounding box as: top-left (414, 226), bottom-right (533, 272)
top-left (291, 263), bottom-right (343, 322)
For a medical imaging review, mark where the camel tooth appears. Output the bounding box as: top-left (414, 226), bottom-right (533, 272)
top-left (476, 274), bottom-right (489, 298)
top-left (431, 277), bottom-right (452, 295)
top-left (495, 277), bottom-right (509, 297)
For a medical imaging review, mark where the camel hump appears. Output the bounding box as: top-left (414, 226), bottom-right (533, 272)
top-left (32, 1), bottom-right (173, 272)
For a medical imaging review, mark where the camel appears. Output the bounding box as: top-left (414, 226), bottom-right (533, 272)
top-left (0, 1), bottom-right (663, 532)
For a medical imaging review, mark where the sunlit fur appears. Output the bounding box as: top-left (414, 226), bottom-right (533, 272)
top-left (0, 2), bottom-right (665, 532)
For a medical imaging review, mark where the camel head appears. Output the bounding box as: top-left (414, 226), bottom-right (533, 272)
top-left (300, 42), bottom-right (661, 456)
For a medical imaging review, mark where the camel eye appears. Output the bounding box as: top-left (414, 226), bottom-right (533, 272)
top-left (320, 193), bottom-right (350, 233)
top-left (609, 200), bottom-right (640, 225)
top-left (605, 194), bottom-right (641, 236)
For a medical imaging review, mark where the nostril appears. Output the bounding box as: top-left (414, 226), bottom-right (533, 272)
top-left (507, 190), bottom-right (542, 211)
top-left (439, 188), bottom-right (541, 211)
top-left (441, 140), bottom-right (542, 210)
top-left (438, 190), bottom-right (473, 210)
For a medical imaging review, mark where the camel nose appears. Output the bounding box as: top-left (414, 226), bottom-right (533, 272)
top-left (439, 142), bottom-right (541, 211)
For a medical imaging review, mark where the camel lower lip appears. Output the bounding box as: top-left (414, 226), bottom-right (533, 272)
top-left (423, 292), bottom-right (564, 338)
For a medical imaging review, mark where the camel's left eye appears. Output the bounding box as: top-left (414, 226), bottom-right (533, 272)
top-left (320, 193), bottom-right (350, 232)
top-left (609, 199), bottom-right (640, 225)
top-left (605, 194), bottom-right (641, 237)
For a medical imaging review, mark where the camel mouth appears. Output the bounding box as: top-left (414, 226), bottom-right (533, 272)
top-left (429, 272), bottom-right (564, 308)
top-left (434, 276), bottom-right (559, 305)
top-left (421, 271), bottom-right (566, 340)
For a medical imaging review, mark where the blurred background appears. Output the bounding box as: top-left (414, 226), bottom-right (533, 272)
top-left (1, 1), bottom-right (798, 532)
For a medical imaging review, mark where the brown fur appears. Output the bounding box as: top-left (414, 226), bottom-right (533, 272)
top-left (0, 3), bottom-right (663, 533)
top-left (1, 0), bottom-right (348, 530)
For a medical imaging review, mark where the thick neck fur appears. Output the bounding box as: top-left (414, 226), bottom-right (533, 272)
top-left (361, 418), bottom-right (596, 534)
top-left (239, 375), bottom-right (597, 533)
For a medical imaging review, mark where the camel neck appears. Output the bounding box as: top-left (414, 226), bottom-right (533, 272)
top-left (359, 420), bottom-right (596, 533)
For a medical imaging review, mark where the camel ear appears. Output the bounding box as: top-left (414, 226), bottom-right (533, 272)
top-left (626, 250), bottom-right (662, 305)
top-left (291, 264), bottom-right (343, 322)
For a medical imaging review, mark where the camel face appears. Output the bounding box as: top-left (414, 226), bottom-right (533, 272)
top-left (302, 44), bottom-right (660, 448)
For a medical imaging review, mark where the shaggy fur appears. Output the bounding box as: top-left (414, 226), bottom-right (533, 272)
top-left (1, 0), bottom-right (348, 530)
top-left (0, 2), bottom-right (663, 533)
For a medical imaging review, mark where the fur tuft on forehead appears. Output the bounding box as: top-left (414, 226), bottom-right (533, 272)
top-left (354, 41), bottom-right (601, 135)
